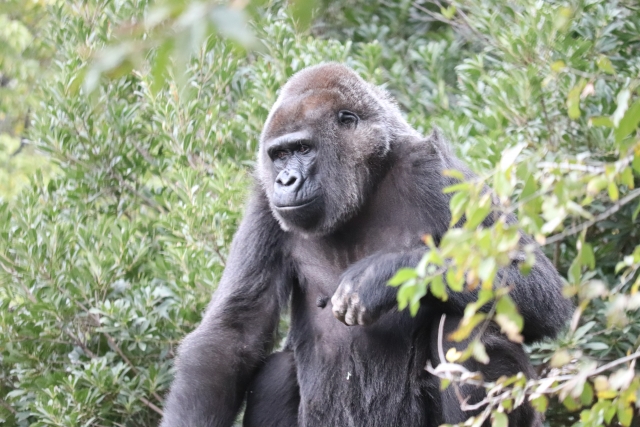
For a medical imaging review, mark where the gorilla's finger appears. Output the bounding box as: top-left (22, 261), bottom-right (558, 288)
top-left (331, 294), bottom-right (348, 321)
top-left (344, 294), bottom-right (361, 326)
top-left (344, 306), bottom-right (357, 326)
top-left (357, 308), bottom-right (371, 326)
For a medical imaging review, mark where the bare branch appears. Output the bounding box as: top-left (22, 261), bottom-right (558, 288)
top-left (545, 188), bottom-right (640, 245)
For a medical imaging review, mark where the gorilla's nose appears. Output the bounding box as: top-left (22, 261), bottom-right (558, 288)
top-left (276, 170), bottom-right (302, 190)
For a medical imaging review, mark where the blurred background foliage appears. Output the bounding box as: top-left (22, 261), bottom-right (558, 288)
top-left (0, 0), bottom-right (56, 198)
top-left (0, 0), bottom-right (639, 426)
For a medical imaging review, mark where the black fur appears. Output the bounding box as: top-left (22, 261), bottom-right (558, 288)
top-left (161, 64), bottom-right (572, 427)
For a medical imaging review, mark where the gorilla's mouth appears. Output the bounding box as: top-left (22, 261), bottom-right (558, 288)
top-left (274, 197), bottom-right (318, 210)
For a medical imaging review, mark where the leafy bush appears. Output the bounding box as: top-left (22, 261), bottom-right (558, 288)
top-left (0, 0), bottom-right (55, 197)
top-left (1, 0), bottom-right (639, 426)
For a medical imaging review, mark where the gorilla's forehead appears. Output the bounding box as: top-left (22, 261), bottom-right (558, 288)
top-left (284, 63), bottom-right (361, 94)
top-left (263, 89), bottom-right (345, 140)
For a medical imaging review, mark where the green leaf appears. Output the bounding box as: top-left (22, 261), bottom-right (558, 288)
top-left (612, 89), bottom-right (631, 126)
top-left (554, 6), bottom-right (572, 30)
top-left (567, 79), bottom-right (586, 120)
top-left (632, 201), bottom-right (640, 222)
top-left (499, 143), bottom-right (526, 171)
top-left (449, 191), bottom-right (469, 226)
top-left (550, 60), bottom-right (566, 72)
top-left (150, 39), bottom-right (174, 95)
top-left (289, 0), bottom-right (317, 30)
top-left (491, 411), bottom-right (508, 427)
top-left (430, 275), bottom-right (448, 301)
top-left (621, 167), bottom-right (635, 189)
top-left (589, 116), bottom-right (613, 127)
top-left (443, 169), bottom-right (465, 180)
top-left (580, 381), bottom-right (594, 406)
top-left (562, 396), bottom-right (581, 412)
top-left (465, 197), bottom-right (491, 229)
top-left (521, 174), bottom-right (537, 199)
top-left (615, 99), bottom-right (640, 143)
top-left (551, 350), bottom-right (572, 367)
top-left (604, 404), bottom-right (617, 423)
top-left (446, 268), bottom-right (464, 292)
top-left (618, 405), bottom-right (633, 426)
top-left (443, 182), bottom-right (470, 194)
top-left (596, 55), bottom-right (616, 74)
top-left (608, 182), bottom-right (619, 201)
top-left (389, 268), bottom-right (418, 286)
top-left (633, 156), bottom-right (640, 174)
top-left (440, 5), bottom-right (456, 20)
top-left (531, 395), bottom-right (548, 413)
top-left (478, 257), bottom-right (497, 284)
top-left (471, 340), bottom-right (489, 364)
top-left (496, 295), bottom-right (523, 329)
top-left (568, 257), bottom-right (582, 285)
top-left (449, 313), bottom-right (486, 342)
top-left (397, 282), bottom-right (415, 310)
top-left (587, 176), bottom-right (608, 195)
top-left (580, 243), bottom-right (595, 269)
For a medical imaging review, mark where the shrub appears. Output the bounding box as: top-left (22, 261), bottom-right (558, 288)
top-left (1, 1), bottom-right (639, 426)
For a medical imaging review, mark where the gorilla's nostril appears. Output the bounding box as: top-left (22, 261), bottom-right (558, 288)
top-left (276, 170), bottom-right (301, 187)
top-left (281, 175), bottom-right (297, 186)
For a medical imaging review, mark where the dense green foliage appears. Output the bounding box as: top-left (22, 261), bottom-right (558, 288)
top-left (1, 0), bottom-right (639, 426)
top-left (0, 0), bottom-right (55, 197)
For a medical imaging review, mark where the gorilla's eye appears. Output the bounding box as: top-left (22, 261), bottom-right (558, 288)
top-left (338, 110), bottom-right (359, 127)
top-left (299, 144), bottom-right (310, 154)
top-left (275, 150), bottom-right (289, 160)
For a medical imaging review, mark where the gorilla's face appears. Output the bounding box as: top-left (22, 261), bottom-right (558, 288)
top-left (258, 63), bottom-right (414, 235)
top-left (264, 127), bottom-right (325, 230)
top-left (263, 106), bottom-right (361, 231)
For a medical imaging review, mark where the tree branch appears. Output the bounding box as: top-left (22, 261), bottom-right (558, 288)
top-left (545, 188), bottom-right (640, 245)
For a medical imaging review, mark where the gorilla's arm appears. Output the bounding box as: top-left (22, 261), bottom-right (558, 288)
top-left (442, 234), bottom-right (572, 343)
top-left (161, 191), bottom-right (290, 427)
top-left (331, 240), bottom-right (571, 343)
top-left (332, 249), bottom-right (424, 326)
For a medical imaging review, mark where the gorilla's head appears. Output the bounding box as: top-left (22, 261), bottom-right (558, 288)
top-left (258, 63), bottom-right (418, 235)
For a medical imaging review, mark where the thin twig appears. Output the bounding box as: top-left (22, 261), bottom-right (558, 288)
top-left (427, 348), bottom-right (640, 415)
top-left (111, 172), bottom-right (167, 214)
top-left (438, 314), bottom-right (446, 363)
top-left (0, 398), bottom-right (17, 414)
top-left (64, 328), bottom-right (98, 359)
top-left (545, 188), bottom-right (640, 245)
top-left (590, 351), bottom-right (640, 377)
top-left (140, 396), bottom-right (164, 416)
top-left (537, 153), bottom-right (633, 173)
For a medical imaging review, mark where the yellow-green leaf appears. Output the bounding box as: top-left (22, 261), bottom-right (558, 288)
top-left (551, 60), bottom-right (566, 72)
top-left (491, 411), bottom-right (508, 427)
top-left (615, 99), bottom-right (640, 143)
top-left (567, 79), bottom-right (586, 119)
top-left (597, 55), bottom-right (616, 74)
top-left (531, 395), bottom-right (548, 413)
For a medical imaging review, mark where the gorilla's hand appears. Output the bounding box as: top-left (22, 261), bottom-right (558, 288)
top-left (331, 262), bottom-right (379, 326)
top-left (331, 250), bottom-right (424, 326)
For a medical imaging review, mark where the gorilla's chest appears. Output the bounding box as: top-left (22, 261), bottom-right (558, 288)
top-left (287, 218), bottom-right (434, 426)
top-left (291, 203), bottom-right (428, 295)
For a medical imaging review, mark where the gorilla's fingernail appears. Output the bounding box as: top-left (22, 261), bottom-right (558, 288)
top-left (316, 295), bottom-right (328, 308)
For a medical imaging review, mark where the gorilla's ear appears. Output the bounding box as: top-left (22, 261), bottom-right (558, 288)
top-left (420, 128), bottom-right (457, 162)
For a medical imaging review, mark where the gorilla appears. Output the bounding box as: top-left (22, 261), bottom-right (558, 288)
top-left (161, 63), bottom-right (572, 427)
